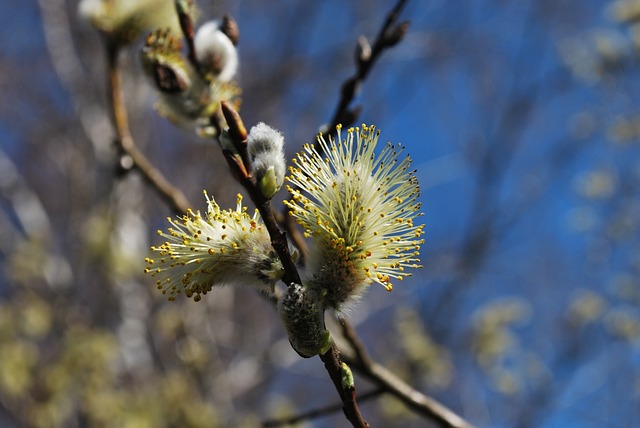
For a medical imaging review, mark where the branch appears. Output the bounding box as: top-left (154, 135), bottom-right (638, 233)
top-left (324, 0), bottom-right (410, 135)
top-left (319, 343), bottom-right (369, 427)
top-left (106, 42), bottom-right (192, 215)
top-left (339, 320), bottom-right (474, 428)
top-left (261, 317), bottom-right (474, 427)
top-left (219, 102), bottom-right (301, 286)
top-left (220, 102), bottom-right (368, 427)
top-left (284, 0), bottom-right (411, 266)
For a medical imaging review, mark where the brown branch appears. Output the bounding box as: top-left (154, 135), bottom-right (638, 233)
top-left (263, 318), bottom-right (474, 427)
top-left (325, 0), bottom-right (410, 136)
top-left (319, 343), bottom-right (369, 427)
top-left (220, 102), bottom-right (368, 427)
top-left (339, 319), bottom-right (474, 428)
top-left (106, 42), bottom-right (192, 215)
top-left (220, 102), bottom-right (301, 286)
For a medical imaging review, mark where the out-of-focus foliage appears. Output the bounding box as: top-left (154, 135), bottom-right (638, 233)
top-left (2, 0), bottom-right (640, 427)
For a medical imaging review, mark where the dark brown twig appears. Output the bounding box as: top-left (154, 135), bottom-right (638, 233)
top-left (220, 102), bottom-right (301, 286)
top-left (319, 343), bottom-right (369, 427)
top-left (220, 102), bottom-right (368, 427)
top-left (106, 42), bottom-right (191, 215)
top-left (284, 0), bottom-right (411, 257)
top-left (325, 0), bottom-right (410, 136)
top-left (175, 0), bottom-right (198, 68)
top-left (265, 317), bottom-right (474, 427)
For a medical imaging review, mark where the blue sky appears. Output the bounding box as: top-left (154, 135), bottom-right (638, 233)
top-left (2, 0), bottom-right (639, 426)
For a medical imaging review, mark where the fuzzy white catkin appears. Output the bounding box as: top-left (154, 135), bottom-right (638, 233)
top-left (194, 21), bottom-right (238, 82)
top-left (247, 123), bottom-right (286, 198)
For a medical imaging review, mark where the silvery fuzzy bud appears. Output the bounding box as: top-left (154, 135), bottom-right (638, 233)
top-left (247, 123), bottom-right (286, 199)
top-left (194, 20), bottom-right (239, 82)
top-left (277, 283), bottom-right (331, 358)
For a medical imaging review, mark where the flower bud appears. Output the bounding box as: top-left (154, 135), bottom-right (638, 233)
top-left (341, 362), bottom-right (355, 390)
top-left (247, 123), bottom-right (286, 199)
top-left (141, 29), bottom-right (240, 137)
top-left (79, 0), bottom-right (186, 45)
top-left (220, 14), bottom-right (239, 46)
top-left (277, 283), bottom-right (332, 358)
top-left (194, 20), bottom-right (239, 82)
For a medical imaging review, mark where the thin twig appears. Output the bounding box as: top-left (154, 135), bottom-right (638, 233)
top-left (262, 389), bottom-right (383, 427)
top-left (265, 317), bottom-right (474, 427)
top-left (339, 320), bottom-right (474, 428)
top-left (106, 42), bottom-right (192, 215)
top-left (325, 0), bottom-right (409, 136)
top-left (284, 0), bottom-right (411, 257)
top-left (319, 343), bottom-right (369, 427)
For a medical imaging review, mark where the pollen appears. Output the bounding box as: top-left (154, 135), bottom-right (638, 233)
top-left (145, 192), bottom-right (282, 302)
top-left (283, 124), bottom-right (425, 301)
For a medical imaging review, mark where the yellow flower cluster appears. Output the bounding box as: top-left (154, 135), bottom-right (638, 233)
top-left (284, 125), bottom-right (425, 309)
top-left (145, 192), bottom-right (286, 302)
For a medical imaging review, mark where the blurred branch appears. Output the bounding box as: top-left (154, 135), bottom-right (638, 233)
top-left (0, 149), bottom-right (52, 241)
top-left (36, 0), bottom-right (112, 159)
top-left (262, 389), bottom-right (383, 427)
top-left (339, 319), bottom-right (475, 428)
top-left (106, 43), bottom-right (192, 215)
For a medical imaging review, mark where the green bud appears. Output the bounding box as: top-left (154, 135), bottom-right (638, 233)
top-left (341, 362), bottom-right (355, 390)
top-left (258, 166), bottom-right (278, 199)
top-left (247, 123), bottom-right (286, 199)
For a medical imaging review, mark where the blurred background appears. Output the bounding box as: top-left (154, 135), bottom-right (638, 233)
top-left (1, 0), bottom-right (639, 427)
